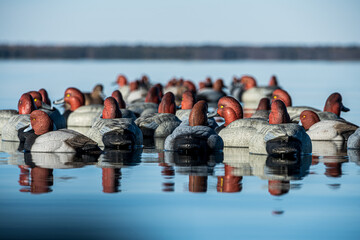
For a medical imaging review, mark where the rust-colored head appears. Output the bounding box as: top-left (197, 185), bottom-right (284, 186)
top-left (184, 80), bottom-right (196, 93)
top-left (272, 89), bottom-right (292, 107)
top-left (158, 92), bottom-right (176, 114)
top-left (103, 97), bottom-right (122, 119)
top-left (129, 81), bottom-right (139, 91)
top-left (145, 86), bottom-right (161, 104)
top-left (189, 100), bottom-right (208, 126)
top-left (30, 110), bottom-right (53, 135)
top-left (300, 110), bottom-right (320, 130)
top-left (217, 96), bottom-right (243, 126)
top-left (141, 75), bottom-right (149, 84)
top-left (256, 98), bottom-right (271, 111)
top-left (63, 88), bottom-right (85, 111)
top-left (199, 82), bottom-right (206, 90)
top-left (181, 91), bottom-right (195, 110)
top-left (111, 90), bottom-right (126, 109)
top-left (28, 91), bottom-right (43, 108)
top-left (269, 100), bottom-right (290, 124)
top-left (116, 75), bottom-right (128, 87)
top-left (18, 93), bottom-right (37, 114)
top-left (240, 76), bottom-right (257, 90)
top-left (323, 92), bottom-right (349, 117)
top-left (154, 83), bottom-right (164, 98)
top-left (213, 79), bottom-right (226, 91)
top-left (38, 88), bottom-right (51, 105)
top-left (205, 77), bottom-right (213, 88)
top-left (269, 75), bottom-right (278, 86)
top-left (268, 180), bottom-right (290, 196)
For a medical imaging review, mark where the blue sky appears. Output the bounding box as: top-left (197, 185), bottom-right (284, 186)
top-left (0, 0), bottom-right (359, 45)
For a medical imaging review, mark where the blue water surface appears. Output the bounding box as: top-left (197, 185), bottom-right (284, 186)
top-left (0, 60), bottom-right (360, 240)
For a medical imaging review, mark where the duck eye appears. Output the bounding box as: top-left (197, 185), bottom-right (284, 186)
top-left (66, 94), bottom-right (70, 97)
top-left (19, 101), bottom-right (22, 105)
top-left (302, 116), bottom-right (306, 118)
top-left (34, 99), bottom-right (37, 102)
top-left (274, 96), bottom-right (277, 99)
top-left (220, 105), bottom-right (224, 108)
top-left (32, 118), bottom-right (36, 121)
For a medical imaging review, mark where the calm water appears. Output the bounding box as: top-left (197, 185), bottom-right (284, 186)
top-left (0, 60), bottom-right (360, 240)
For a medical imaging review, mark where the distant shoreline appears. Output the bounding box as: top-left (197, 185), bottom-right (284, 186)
top-left (0, 45), bottom-right (359, 60)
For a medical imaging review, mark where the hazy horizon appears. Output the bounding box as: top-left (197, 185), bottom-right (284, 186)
top-left (1, 0), bottom-right (359, 46)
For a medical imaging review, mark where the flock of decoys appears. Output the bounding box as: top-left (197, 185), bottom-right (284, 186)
top-left (0, 73), bottom-right (359, 163)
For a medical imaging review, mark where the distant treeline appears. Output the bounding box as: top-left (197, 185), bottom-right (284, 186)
top-left (0, 45), bottom-right (359, 60)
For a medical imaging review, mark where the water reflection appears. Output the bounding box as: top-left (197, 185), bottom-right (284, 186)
top-left (18, 165), bottom-right (53, 194)
top-left (217, 164), bottom-right (243, 193)
top-left (223, 148), bottom-right (311, 196)
top-left (312, 141), bottom-right (348, 179)
top-left (164, 151), bottom-right (223, 193)
top-left (98, 149), bottom-right (142, 193)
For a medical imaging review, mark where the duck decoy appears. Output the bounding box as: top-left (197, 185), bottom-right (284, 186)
top-left (86, 97), bottom-right (143, 149)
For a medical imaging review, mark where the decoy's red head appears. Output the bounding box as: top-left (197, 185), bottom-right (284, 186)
top-left (256, 98), bottom-right (271, 111)
top-left (323, 92), bottom-right (349, 117)
top-left (189, 100), bottom-right (208, 126)
top-left (116, 75), bottom-right (128, 87)
top-left (145, 86), bottom-right (161, 104)
top-left (272, 89), bottom-right (292, 107)
top-left (269, 100), bottom-right (290, 124)
top-left (30, 110), bottom-right (53, 135)
top-left (28, 91), bottom-right (43, 108)
top-left (53, 87), bottom-right (85, 111)
top-left (158, 92), bottom-right (176, 114)
top-left (213, 79), bottom-right (226, 91)
top-left (38, 88), bottom-right (51, 106)
top-left (18, 93), bottom-right (37, 114)
top-left (111, 90), bottom-right (126, 109)
top-left (103, 97), bottom-right (122, 119)
top-left (154, 83), bottom-right (164, 98)
top-left (215, 96), bottom-right (243, 126)
top-left (181, 91), bottom-right (195, 110)
top-left (184, 80), bottom-right (197, 93)
top-left (300, 110), bottom-right (320, 130)
top-left (268, 75), bottom-right (278, 87)
top-left (240, 76), bottom-right (257, 90)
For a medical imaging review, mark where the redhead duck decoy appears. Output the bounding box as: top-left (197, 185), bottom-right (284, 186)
top-left (127, 85), bottom-right (160, 117)
top-left (214, 98), bottom-right (311, 155)
top-left (196, 79), bottom-right (227, 108)
top-left (236, 75), bottom-right (279, 108)
top-left (2, 93), bottom-right (36, 142)
top-left (54, 87), bottom-right (103, 127)
top-left (111, 90), bottom-right (136, 120)
top-left (164, 100), bottom-right (223, 154)
top-left (300, 110), bottom-right (358, 141)
top-left (348, 128), bottom-right (360, 149)
top-left (135, 92), bottom-right (181, 138)
top-left (175, 91), bottom-right (196, 121)
top-left (86, 97), bottom-right (143, 149)
top-left (272, 90), bottom-right (348, 121)
top-left (28, 90), bottom-right (66, 130)
top-left (23, 110), bottom-right (101, 154)
top-left (114, 74), bottom-right (131, 101)
top-left (84, 84), bottom-right (105, 105)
